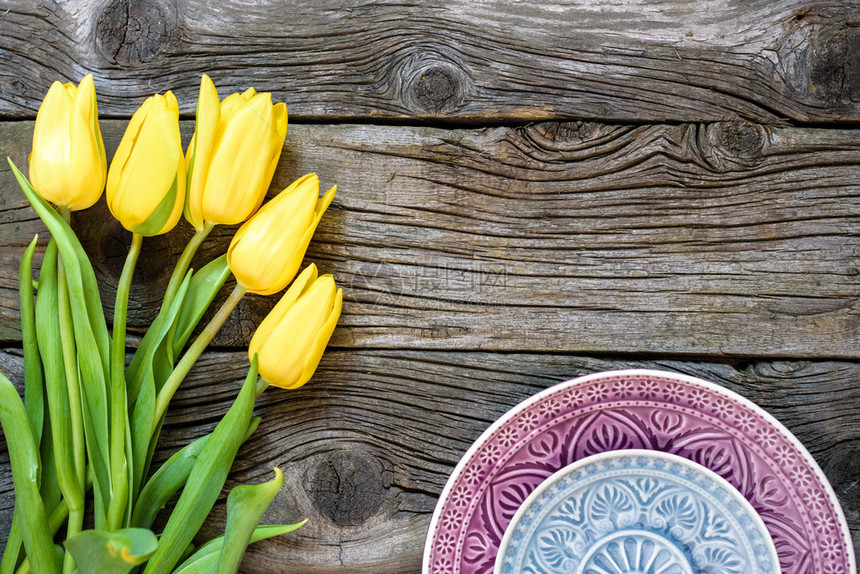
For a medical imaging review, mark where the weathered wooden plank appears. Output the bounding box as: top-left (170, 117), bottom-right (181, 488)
top-left (1, 1), bottom-right (858, 123)
top-left (1, 120), bottom-right (858, 357)
top-left (1, 349), bottom-right (858, 571)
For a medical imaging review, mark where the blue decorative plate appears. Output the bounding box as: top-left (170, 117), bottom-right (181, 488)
top-left (495, 450), bottom-right (779, 574)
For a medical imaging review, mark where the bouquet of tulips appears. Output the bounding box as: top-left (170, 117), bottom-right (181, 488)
top-left (0, 74), bottom-right (342, 574)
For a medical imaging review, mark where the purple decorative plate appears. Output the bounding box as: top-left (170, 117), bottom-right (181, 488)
top-left (422, 369), bottom-right (854, 574)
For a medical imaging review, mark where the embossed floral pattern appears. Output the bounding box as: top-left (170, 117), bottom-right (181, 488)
top-left (637, 378), bottom-right (660, 398)
top-left (441, 509), bottom-right (463, 530)
top-left (498, 453), bottom-right (778, 574)
top-left (462, 466), bottom-right (484, 486)
top-left (538, 399), bottom-right (560, 418)
top-left (559, 389), bottom-right (582, 408)
top-left (687, 388), bottom-right (709, 408)
top-left (437, 532), bottom-right (457, 555)
top-left (613, 379), bottom-right (637, 397)
top-left (710, 397), bottom-right (733, 417)
top-left (518, 411), bottom-right (540, 431)
top-left (478, 444), bottom-right (502, 466)
top-left (449, 485), bottom-right (471, 508)
top-left (495, 426), bottom-right (519, 448)
top-left (424, 370), bottom-right (853, 574)
top-left (586, 383), bottom-right (609, 402)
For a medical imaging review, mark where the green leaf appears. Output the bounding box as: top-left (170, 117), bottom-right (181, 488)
top-left (217, 468), bottom-right (285, 574)
top-left (130, 175), bottom-right (178, 237)
top-left (7, 159), bottom-right (110, 373)
top-left (142, 359), bottom-right (259, 574)
top-left (168, 254), bottom-right (231, 362)
top-left (0, 372), bottom-right (58, 574)
top-left (9, 159), bottom-right (112, 517)
top-left (19, 235), bottom-right (44, 447)
top-left (33, 241), bottom-right (83, 514)
top-left (65, 528), bottom-right (158, 574)
top-left (131, 417), bottom-right (261, 530)
top-left (128, 273), bottom-right (192, 499)
top-left (173, 524), bottom-right (305, 574)
top-left (126, 271), bottom-right (191, 403)
top-left (0, 514), bottom-right (23, 574)
top-left (129, 364), bottom-right (156, 506)
top-left (38, 406), bottom-right (63, 514)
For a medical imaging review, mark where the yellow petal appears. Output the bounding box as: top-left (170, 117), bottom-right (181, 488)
top-left (29, 81), bottom-right (74, 202)
top-left (257, 183), bottom-right (336, 295)
top-left (202, 94), bottom-right (281, 225)
top-left (218, 92), bottom-right (246, 123)
top-left (184, 75), bottom-right (220, 230)
top-left (164, 90), bottom-right (179, 112)
top-left (67, 74), bottom-right (105, 210)
top-left (248, 101), bottom-right (288, 217)
top-left (294, 287), bottom-right (343, 389)
top-left (248, 264), bottom-right (318, 360)
top-left (272, 102), bottom-right (288, 138)
top-left (108, 95), bottom-right (182, 229)
top-left (160, 152), bottom-right (187, 234)
top-left (107, 96), bottom-right (155, 210)
top-left (256, 276), bottom-right (337, 389)
top-left (227, 174), bottom-right (319, 293)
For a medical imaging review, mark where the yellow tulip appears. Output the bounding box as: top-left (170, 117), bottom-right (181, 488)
top-left (184, 75), bottom-right (288, 230)
top-left (29, 74), bottom-right (107, 211)
top-left (227, 174), bottom-right (335, 295)
top-left (249, 264), bottom-right (342, 389)
top-left (106, 92), bottom-right (186, 236)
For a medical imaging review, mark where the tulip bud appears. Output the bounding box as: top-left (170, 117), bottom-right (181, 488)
top-left (227, 174), bottom-right (335, 295)
top-left (249, 264), bottom-right (342, 389)
top-left (29, 74), bottom-right (107, 211)
top-left (184, 75), bottom-right (288, 230)
top-left (106, 92), bottom-right (186, 236)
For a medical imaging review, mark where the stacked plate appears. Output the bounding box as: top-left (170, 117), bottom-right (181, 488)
top-left (423, 369), bottom-right (855, 574)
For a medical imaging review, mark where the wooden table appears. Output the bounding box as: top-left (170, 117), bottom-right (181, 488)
top-left (1, 1), bottom-right (859, 571)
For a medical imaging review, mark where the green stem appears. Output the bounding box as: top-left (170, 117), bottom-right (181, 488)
top-left (19, 235), bottom-right (44, 448)
top-left (55, 208), bottom-right (86, 569)
top-left (106, 232), bottom-right (143, 531)
top-left (255, 375), bottom-right (269, 399)
top-left (14, 497), bottom-right (72, 574)
top-left (163, 222), bottom-right (214, 309)
top-left (151, 283), bottom-right (246, 435)
top-left (56, 253), bottom-right (86, 574)
top-left (0, 513), bottom-right (22, 574)
top-left (56, 257), bottom-right (86, 496)
top-left (0, 373), bottom-right (57, 574)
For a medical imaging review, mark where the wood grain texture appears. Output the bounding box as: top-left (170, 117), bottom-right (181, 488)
top-left (1, 1), bottom-right (859, 123)
top-left (1, 120), bottom-right (858, 357)
top-left (1, 349), bottom-right (858, 571)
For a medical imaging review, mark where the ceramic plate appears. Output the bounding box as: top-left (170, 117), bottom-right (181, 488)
top-left (495, 450), bottom-right (779, 574)
top-left (423, 369), bottom-right (854, 574)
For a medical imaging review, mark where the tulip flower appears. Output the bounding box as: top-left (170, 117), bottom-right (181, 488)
top-left (184, 75), bottom-right (288, 231)
top-left (106, 92), bottom-right (186, 236)
top-left (249, 264), bottom-right (342, 390)
top-left (29, 74), bottom-right (107, 211)
top-left (227, 174), bottom-right (335, 295)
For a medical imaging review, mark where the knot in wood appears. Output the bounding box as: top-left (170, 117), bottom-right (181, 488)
top-left (697, 122), bottom-right (768, 172)
top-left (810, 27), bottom-right (860, 104)
top-left (396, 50), bottom-right (472, 114)
top-left (522, 121), bottom-right (601, 152)
top-left (716, 122), bottom-right (766, 159)
top-left (304, 449), bottom-right (391, 527)
top-left (96, 0), bottom-right (179, 66)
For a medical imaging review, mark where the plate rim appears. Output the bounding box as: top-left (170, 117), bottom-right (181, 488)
top-left (422, 367), bottom-right (855, 573)
top-left (493, 448), bottom-right (781, 574)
